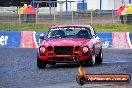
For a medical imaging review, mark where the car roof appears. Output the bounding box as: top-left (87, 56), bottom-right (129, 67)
top-left (50, 24), bottom-right (93, 29)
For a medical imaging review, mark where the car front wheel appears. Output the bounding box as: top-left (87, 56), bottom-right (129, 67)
top-left (96, 49), bottom-right (103, 64)
top-left (85, 50), bottom-right (96, 67)
top-left (37, 57), bottom-right (47, 69)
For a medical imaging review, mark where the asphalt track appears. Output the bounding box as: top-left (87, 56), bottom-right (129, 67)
top-left (0, 48), bottom-right (132, 88)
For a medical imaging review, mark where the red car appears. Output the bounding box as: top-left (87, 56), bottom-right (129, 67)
top-left (37, 25), bottom-right (103, 69)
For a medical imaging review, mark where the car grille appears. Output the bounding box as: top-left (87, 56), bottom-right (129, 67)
top-left (54, 46), bottom-right (73, 55)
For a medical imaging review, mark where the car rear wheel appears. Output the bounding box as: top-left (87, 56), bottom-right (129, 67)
top-left (37, 57), bottom-right (47, 69)
top-left (85, 50), bottom-right (96, 67)
top-left (95, 49), bottom-right (103, 64)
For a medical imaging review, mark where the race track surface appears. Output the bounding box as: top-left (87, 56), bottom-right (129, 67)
top-left (0, 48), bottom-right (132, 88)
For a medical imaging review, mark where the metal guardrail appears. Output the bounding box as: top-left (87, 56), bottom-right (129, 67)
top-left (0, 31), bottom-right (132, 49)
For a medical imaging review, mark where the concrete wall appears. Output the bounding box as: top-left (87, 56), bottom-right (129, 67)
top-left (86, 0), bottom-right (123, 10)
top-left (57, 0), bottom-right (77, 11)
top-left (101, 0), bottom-right (122, 10)
top-left (56, 0), bottom-right (125, 11)
top-left (86, 0), bottom-right (100, 10)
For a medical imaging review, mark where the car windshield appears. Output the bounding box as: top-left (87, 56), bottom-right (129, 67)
top-left (47, 27), bottom-right (91, 38)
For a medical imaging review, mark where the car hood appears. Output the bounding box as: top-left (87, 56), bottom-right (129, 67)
top-left (43, 38), bottom-right (90, 46)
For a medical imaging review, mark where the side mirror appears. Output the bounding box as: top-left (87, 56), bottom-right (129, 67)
top-left (40, 34), bottom-right (45, 40)
top-left (92, 35), bottom-right (96, 38)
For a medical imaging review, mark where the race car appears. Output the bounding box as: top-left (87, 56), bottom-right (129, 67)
top-left (37, 25), bottom-right (103, 69)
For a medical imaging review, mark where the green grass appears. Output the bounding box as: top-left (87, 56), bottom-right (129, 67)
top-left (0, 23), bottom-right (49, 32)
top-left (0, 23), bottom-right (132, 32)
top-left (93, 24), bottom-right (132, 32)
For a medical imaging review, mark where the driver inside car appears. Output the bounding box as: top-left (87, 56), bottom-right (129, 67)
top-left (51, 30), bottom-right (65, 38)
top-left (77, 30), bottom-right (90, 38)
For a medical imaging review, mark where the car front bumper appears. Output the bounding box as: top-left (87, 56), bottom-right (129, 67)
top-left (38, 52), bottom-right (92, 63)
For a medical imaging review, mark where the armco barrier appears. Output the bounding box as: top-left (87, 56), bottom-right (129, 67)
top-left (0, 31), bottom-right (20, 48)
top-left (0, 31), bottom-right (132, 49)
top-left (129, 32), bottom-right (132, 48)
top-left (97, 32), bottom-right (112, 48)
top-left (20, 31), bottom-right (48, 48)
top-left (112, 32), bottom-right (132, 49)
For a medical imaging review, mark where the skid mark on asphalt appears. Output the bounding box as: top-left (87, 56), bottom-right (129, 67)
top-left (23, 82), bottom-right (113, 88)
top-left (103, 60), bottom-right (132, 64)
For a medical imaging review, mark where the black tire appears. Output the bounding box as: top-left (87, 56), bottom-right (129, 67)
top-left (49, 62), bottom-right (56, 66)
top-left (78, 61), bottom-right (83, 66)
top-left (84, 50), bottom-right (96, 67)
top-left (95, 49), bottom-right (103, 64)
top-left (37, 57), bottom-right (47, 69)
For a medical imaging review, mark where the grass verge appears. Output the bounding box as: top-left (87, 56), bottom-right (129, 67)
top-left (0, 23), bottom-right (132, 32)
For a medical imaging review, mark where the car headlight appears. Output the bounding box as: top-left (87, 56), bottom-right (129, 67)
top-left (40, 47), bottom-right (46, 53)
top-left (82, 46), bottom-right (89, 53)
